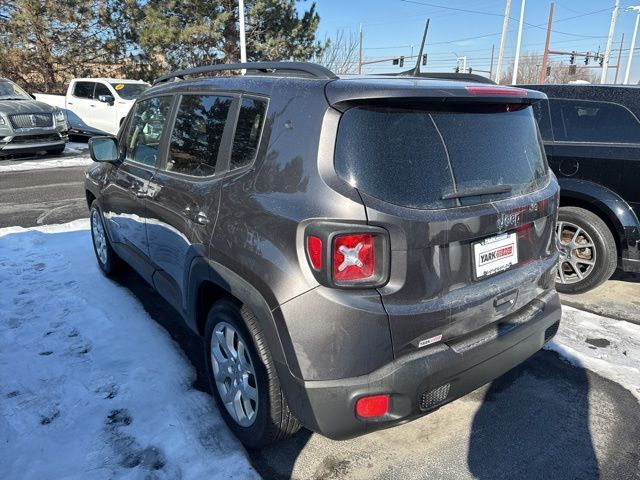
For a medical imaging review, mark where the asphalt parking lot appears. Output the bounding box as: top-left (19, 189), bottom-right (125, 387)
top-left (2, 152), bottom-right (639, 479)
top-left (0, 143), bottom-right (89, 227)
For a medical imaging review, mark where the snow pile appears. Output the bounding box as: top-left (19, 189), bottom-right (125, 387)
top-left (546, 306), bottom-right (640, 401)
top-left (0, 222), bottom-right (258, 479)
top-left (0, 143), bottom-right (92, 172)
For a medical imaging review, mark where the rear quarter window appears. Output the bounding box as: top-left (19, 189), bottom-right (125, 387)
top-left (230, 97), bottom-right (267, 170)
top-left (335, 104), bottom-right (549, 209)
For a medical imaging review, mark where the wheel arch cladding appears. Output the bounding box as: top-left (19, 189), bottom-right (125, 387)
top-left (558, 178), bottom-right (640, 257)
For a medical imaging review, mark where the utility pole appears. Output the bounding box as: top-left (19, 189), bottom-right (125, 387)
top-left (495, 0), bottom-right (512, 84)
top-left (358, 25), bottom-right (363, 74)
top-left (624, 6), bottom-right (640, 84)
top-left (511, 0), bottom-right (526, 85)
top-left (600, 0), bottom-right (620, 84)
top-left (238, 0), bottom-right (247, 63)
top-left (614, 33), bottom-right (625, 83)
top-left (489, 44), bottom-right (495, 79)
top-left (539, 2), bottom-right (555, 84)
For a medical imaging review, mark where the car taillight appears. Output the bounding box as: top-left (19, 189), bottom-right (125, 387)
top-left (306, 235), bottom-right (323, 271)
top-left (355, 394), bottom-right (389, 418)
top-left (304, 223), bottom-right (389, 288)
top-left (333, 234), bottom-right (374, 282)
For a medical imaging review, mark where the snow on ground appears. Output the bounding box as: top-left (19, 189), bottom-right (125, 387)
top-left (1, 220), bottom-right (639, 479)
top-left (0, 221), bottom-right (258, 480)
top-left (0, 143), bottom-right (92, 172)
top-left (546, 306), bottom-right (640, 402)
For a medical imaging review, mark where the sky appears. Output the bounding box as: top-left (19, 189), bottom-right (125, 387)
top-left (305, 0), bottom-right (640, 83)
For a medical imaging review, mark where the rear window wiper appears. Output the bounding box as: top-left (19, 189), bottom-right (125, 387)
top-left (441, 185), bottom-right (512, 200)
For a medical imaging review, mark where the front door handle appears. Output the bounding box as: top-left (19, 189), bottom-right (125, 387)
top-left (183, 206), bottom-right (210, 225)
top-left (194, 212), bottom-right (210, 225)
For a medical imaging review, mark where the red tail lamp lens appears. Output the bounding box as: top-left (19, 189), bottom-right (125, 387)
top-left (333, 234), bottom-right (375, 282)
top-left (306, 235), bottom-right (323, 271)
top-left (356, 395), bottom-right (389, 418)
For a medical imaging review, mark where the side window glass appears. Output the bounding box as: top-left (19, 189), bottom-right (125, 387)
top-left (73, 82), bottom-right (95, 99)
top-left (231, 97), bottom-right (268, 170)
top-left (124, 96), bottom-right (173, 167)
top-left (550, 98), bottom-right (640, 144)
top-left (167, 95), bottom-right (233, 177)
top-left (94, 83), bottom-right (111, 99)
top-left (532, 100), bottom-right (552, 141)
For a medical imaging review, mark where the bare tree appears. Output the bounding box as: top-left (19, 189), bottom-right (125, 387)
top-left (547, 62), bottom-right (597, 84)
top-left (502, 52), bottom-right (543, 84)
top-left (501, 51), bottom-right (597, 85)
top-left (316, 30), bottom-right (360, 75)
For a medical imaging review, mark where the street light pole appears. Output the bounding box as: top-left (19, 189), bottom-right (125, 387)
top-left (624, 6), bottom-right (640, 84)
top-left (600, 0), bottom-right (620, 84)
top-left (238, 0), bottom-right (247, 63)
top-left (512, 0), bottom-right (526, 85)
top-left (495, 0), bottom-right (512, 83)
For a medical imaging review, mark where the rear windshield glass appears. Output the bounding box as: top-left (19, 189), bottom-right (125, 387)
top-left (335, 105), bottom-right (548, 209)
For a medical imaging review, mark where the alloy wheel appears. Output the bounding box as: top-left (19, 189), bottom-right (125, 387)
top-left (210, 321), bottom-right (259, 427)
top-left (556, 221), bottom-right (596, 285)
top-left (91, 209), bottom-right (108, 266)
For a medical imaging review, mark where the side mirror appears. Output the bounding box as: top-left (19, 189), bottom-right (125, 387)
top-left (98, 94), bottom-right (115, 105)
top-left (89, 136), bottom-right (119, 162)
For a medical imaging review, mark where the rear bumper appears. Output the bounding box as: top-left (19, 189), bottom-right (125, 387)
top-left (284, 290), bottom-right (561, 440)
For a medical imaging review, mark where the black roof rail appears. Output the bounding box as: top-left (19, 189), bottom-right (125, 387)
top-left (153, 61), bottom-right (338, 85)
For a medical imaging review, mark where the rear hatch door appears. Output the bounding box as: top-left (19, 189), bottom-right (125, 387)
top-left (330, 83), bottom-right (559, 357)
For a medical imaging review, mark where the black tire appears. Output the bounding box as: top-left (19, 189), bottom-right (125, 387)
top-left (204, 299), bottom-right (301, 448)
top-left (89, 201), bottom-right (122, 276)
top-left (46, 145), bottom-right (65, 155)
top-left (556, 206), bottom-right (617, 294)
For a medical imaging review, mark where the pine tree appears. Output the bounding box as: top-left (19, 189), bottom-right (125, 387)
top-left (134, 0), bottom-right (325, 74)
top-left (0, 0), bottom-right (120, 92)
top-left (0, 0), bottom-right (325, 89)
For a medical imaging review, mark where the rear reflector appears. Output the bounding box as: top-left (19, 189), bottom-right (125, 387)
top-left (465, 86), bottom-right (528, 96)
top-left (355, 394), bottom-right (389, 418)
top-left (306, 235), bottom-right (323, 271)
top-left (333, 233), bottom-right (375, 282)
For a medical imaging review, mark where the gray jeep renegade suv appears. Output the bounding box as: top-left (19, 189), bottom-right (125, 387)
top-left (85, 62), bottom-right (562, 448)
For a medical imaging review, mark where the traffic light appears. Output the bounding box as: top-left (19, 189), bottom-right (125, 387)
top-left (468, 67), bottom-right (473, 74)
top-left (546, 66), bottom-right (551, 77)
top-left (599, 55), bottom-right (604, 67)
top-left (570, 51), bottom-right (576, 65)
top-left (455, 66), bottom-right (460, 73)
top-left (392, 58), bottom-right (399, 65)
top-left (584, 52), bottom-right (590, 65)
top-left (399, 56), bottom-right (404, 68)
top-left (422, 54), bottom-right (427, 66)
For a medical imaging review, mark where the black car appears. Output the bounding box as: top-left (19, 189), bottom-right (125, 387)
top-left (85, 62), bottom-right (561, 447)
top-left (522, 84), bottom-right (640, 293)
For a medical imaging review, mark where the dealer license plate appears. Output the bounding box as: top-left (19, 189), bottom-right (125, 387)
top-left (473, 232), bottom-right (518, 279)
